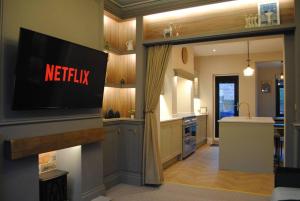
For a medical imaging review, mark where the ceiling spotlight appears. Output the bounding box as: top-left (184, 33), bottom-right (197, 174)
top-left (212, 49), bottom-right (216, 52)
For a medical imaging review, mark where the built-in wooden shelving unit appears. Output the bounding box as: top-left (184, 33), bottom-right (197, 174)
top-left (106, 53), bottom-right (136, 85)
top-left (103, 11), bottom-right (136, 118)
top-left (143, 0), bottom-right (294, 42)
top-left (104, 11), bottom-right (136, 52)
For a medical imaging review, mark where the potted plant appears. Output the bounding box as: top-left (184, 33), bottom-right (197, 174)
top-left (128, 109), bottom-right (135, 119)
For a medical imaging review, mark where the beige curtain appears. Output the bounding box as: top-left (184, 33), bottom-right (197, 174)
top-left (143, 45), bottom-right (171, 185)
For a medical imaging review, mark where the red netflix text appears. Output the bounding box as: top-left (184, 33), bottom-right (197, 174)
top-left (44, 64), bottom-right (90, 85)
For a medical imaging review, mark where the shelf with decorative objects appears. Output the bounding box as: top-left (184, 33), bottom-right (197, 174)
top-left (106, 47), bottom-right (136, 55)
top-left (143, 23), bottom-right (295, 46)
top-left (142, 0), bottom-right (294, 42)
top-left (103, 11), bottom-right (136, 119)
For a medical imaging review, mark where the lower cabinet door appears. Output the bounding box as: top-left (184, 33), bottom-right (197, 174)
top-left (103, 125), bottom-right (120, 176)
top-left (160, 120), bottom-right (182, 164)
top-left (119, 124), bottom-right (143, 173)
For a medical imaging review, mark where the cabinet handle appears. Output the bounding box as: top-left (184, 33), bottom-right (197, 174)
top-left (128, 128), bottom-right (137, 134)
top-left (117, 128), bottom-right (121, 135)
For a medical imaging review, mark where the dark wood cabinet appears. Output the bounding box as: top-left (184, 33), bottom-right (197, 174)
top-left (39, 170), bottom-right (68, 201)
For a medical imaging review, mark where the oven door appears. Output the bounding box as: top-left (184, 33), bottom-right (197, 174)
top-left (183, 123), bottom-right (197, 158)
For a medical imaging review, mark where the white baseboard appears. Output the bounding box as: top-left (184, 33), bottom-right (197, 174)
top-left (82, 184), bottom-right (106, 201)
top-left (120, 171), bottom-right (142, 186)
top-left (207, 137), bottom-right (213, 144)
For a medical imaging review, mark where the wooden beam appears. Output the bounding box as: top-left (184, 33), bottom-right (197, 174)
top-left (4, 128), bottom-right (105, 160)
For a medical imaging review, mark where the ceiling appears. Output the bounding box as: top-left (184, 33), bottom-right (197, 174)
top-left (192, 37), bottom-right (284, 56)
top-left (105, 0), bottom-right (228, 19)
top-left (108, 0), bottom-right (157, 7)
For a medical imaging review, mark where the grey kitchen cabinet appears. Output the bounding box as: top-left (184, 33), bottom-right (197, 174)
top-left (196, 115), bottom-right (207, 146)
top-left (160, 119), bottom-right (182, 164)
top-left (103, 125), bottom-right (120, 177)
top-left (119, 124), bottom-right (143, 173)
top-left (102, 119), bottom-right (144, 189)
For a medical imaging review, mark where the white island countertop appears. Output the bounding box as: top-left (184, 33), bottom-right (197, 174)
top-left (218, 116), bottom-right (274, 124)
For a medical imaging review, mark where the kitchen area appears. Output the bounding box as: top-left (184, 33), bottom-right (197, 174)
top-left (159, 36), bottom-right (285, 192)
top-left (159, 45), bottom-right (208, 169)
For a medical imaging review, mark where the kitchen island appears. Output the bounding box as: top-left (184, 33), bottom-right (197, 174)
top-left (218, 116), bottom-right (274, 173)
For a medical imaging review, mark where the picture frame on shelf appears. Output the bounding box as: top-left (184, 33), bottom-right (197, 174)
top-left (258, 0), bottom-right (280, 26)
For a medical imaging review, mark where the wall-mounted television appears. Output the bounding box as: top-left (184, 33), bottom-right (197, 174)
top-left (13, 28), bottom-right (108, 110)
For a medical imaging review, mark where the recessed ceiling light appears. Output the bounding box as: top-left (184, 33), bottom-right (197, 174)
top-left (212, 49), bottom-right (216, 52)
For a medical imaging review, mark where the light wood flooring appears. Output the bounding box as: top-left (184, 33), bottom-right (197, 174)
top-left (164, 144), bottom-right (274, 195)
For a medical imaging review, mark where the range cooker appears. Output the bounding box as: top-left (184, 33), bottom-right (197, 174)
top-left (182, 116), bottom-right (197, 159)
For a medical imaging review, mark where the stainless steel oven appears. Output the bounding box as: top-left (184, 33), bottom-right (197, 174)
top-left (182, 116), bottom-right (197, 159)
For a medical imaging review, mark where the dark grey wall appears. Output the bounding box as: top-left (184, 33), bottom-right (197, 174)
top-left (295, 1), bottom-right (300, 167)
top-left (0, 0), bottom-right (104, 122)
top-left (256, 61), bottom-right (282, 117)
top-left (0, 0), bottom-right (105, 201)
top-left (0, 118), bottom-right (104, 201)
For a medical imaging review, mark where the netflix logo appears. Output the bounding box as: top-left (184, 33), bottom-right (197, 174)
top-left (44, 64), bottom-right (90, 85)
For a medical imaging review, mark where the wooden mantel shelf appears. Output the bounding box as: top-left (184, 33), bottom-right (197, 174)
top-left (4, 128), bottom-right (105, 160)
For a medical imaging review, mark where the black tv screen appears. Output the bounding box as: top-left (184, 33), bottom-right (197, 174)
top-left (13, 28), bottom-right (108, 110)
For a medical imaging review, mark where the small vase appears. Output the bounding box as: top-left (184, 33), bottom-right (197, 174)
top-left (130, 114), bottom-right (134, 119)
top-left (114, 111), bottom-right (120, 118)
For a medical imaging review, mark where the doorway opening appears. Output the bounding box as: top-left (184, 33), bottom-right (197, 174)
top-left (214, 75), bottom-right (239, 139)
top-left (160, 35), bottom-right (286, 195)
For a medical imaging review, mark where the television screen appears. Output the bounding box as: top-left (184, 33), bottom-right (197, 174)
top-left (13, 28), bottom-right (108, 110)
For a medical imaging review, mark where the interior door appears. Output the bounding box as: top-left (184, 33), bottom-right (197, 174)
top-left (215, 76), bottom-right (239, 138)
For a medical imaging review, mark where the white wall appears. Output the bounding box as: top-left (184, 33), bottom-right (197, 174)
top-left (177, 77), bottom-right (193, 113)
top-left (195, 52), bottom-right (283, 140)
top-left (170, 45), bottom-right (194, 74)
top-left (256, 61), bottom-right (283, 117)
top-left (160, 45), bottom-right (194, 119)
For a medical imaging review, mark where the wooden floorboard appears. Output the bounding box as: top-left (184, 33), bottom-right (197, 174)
top-left (164, 144), bottom-right (274, 195)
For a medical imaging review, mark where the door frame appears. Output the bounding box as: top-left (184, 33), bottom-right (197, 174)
top-left (213, 74), bottom-right (239, 140)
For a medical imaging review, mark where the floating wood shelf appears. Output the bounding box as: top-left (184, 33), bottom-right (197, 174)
top-left (4, 128), bottom-right (105, 160)
top-left (103, 12), bottom-right (136, 118)
top-left (105, 83), bottom-right (136, 88)
top-left (106, 47), bottom-right (136, 55)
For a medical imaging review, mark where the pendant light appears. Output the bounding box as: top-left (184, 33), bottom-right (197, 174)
top-left (280, 72), bottom-right (284, 80)
top-left (243, 40), bottom-right (254, 76)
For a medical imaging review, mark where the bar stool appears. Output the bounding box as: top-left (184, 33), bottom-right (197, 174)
top-left (274, 123), bottom-right (284, 166)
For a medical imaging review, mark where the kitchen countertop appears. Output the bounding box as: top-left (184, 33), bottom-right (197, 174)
top-left (218, 116), bottom-right (274, 124)
top-left (103, 118), bottom-right (144, 126)
top-left (160, 113), bottom-right (208, 123)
